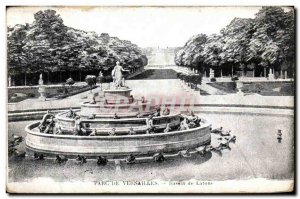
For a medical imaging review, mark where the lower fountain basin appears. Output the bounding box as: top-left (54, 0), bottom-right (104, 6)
top-left (25, 119), bottom-right (211, 157)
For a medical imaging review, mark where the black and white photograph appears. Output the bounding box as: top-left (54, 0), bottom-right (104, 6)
top-left (6, 5), bottom-right (295, 193)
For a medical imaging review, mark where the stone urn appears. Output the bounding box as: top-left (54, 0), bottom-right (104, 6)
top-left (268, 68), bottom-right (275, 80)
top-left (236, 81), bottom-right (244, 95)
top-left (38, 73), bottom-right (46, 101)
top-left (38, 85), bottom-right (46, 101)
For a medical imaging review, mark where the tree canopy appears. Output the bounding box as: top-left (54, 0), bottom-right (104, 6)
top-left (175, 7), bottom-right (295, 76)
top-left (7, 9), bottom-right (148, 77)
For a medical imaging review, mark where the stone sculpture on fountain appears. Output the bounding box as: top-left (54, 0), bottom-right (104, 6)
top-left (111, 61), bottom-right (130, 88)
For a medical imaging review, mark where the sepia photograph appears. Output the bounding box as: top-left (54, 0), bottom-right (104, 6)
top-left (6, 5), bottom-right (295, 194)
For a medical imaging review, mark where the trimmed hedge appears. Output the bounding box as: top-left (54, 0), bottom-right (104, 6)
top-left (66, 77), bottom-right (75, 85)
top-left (50, 85), bottom-right (98, 99)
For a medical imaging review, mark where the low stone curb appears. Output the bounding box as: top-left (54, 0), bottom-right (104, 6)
top-left (8, 103), bottom-right (293, 122)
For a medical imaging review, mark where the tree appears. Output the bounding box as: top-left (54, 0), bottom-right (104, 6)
top-left (85, 75), bottom-right (96, 93)
top-left (175, 34), bottom-right (208, 72)
top-left (248, 7), bottom-right (295, 77)
top-left (220, 18), bottom-right (255, 76)
top-left (202, 34), bottom-right (224, 70)
top-left (7, 9), bottom-right (148, 85)
top-left (176, 6), bottom-right (295, 79)
top-left (7, 24), bottom-right (30, 85)
top-left (23, 10), bottom-right (68, 75)
top-left (66, 77), bottom-right (75, 86)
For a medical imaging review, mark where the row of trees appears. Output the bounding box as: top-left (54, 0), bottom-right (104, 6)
top-left (177, 73), bottom-right (202, 89)
top-left (175, 7), bottom-right (295, 78)
top-left (7, 9), bottom-right (148, 86)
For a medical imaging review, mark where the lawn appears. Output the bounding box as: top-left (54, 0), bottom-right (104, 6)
top-left (130, 69), bottom-right (178, 80)
top-left (8, 84), bottom-right (97, 103)
top-left (208, 81), bottom-right (294, 96)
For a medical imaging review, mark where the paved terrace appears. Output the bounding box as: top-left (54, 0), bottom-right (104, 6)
top-left (8, 79), bottom-right (294, 113)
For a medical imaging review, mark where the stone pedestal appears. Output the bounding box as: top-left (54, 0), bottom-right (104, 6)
top-left (268, 68), bottom-right (275, 80)
top-left (38, 85), bottom-right (46, 101)
top-left (285, 71), bottom-right (287, 79)
top-left (8, 76), bottom-right (11, 87)
top-left (236, 81), bottom-right (244, 95)
top-left (98, 90), bottom-right (105, 98)
top-left (104, 88), bottom-right (132, 104)
top-left (209, 68), bottom-right (215, 78)
top-left (268, 73), bottom-right (275, 80)
top-left (38, 73), bottom-right (44, 85)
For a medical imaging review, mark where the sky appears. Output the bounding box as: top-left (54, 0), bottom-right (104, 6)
top-left (6, 6), bottom-right (267, 48)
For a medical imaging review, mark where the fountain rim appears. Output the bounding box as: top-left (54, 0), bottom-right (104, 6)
top-left (55, 110), bottom-right (182, 122)
top-left (25, 118), bottom-right (211, 140)
top-left (80, 100), bottom-right (152, 108)
top-left (103, 88), bottom-right (132, 92)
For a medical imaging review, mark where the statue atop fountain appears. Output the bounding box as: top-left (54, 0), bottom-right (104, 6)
top-left (102, 61), bottom-right (132, 103)
top-left (111, 61), bottom-right (130, 88)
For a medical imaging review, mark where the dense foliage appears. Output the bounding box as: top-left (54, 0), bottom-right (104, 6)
top-left (66, 77), bottom-right (75, 86)
top-left (175, 7), bottom-right (295, 77)
top-left (177, 73), bottom-right (202, 89)
top-left (7, 9), bottom-right (148, 85)
top-left (85, 75), bottom-right (97, 86)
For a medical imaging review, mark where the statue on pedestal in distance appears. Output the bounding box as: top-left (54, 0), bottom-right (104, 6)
top-left (38, 73), bottom-right (44, 85)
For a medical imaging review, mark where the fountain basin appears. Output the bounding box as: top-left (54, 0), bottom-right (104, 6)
top-left (80, 101), bottom-right (155, 117)
top-left (25, 119), bottom-right (211, 157)
top-left (56, 111), bottom-right (181, 130)
top-left (104, 88), bottom-right (132, 104)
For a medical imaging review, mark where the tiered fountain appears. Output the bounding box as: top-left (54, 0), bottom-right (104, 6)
top-left (25, 62), bottom-right (211, 160)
